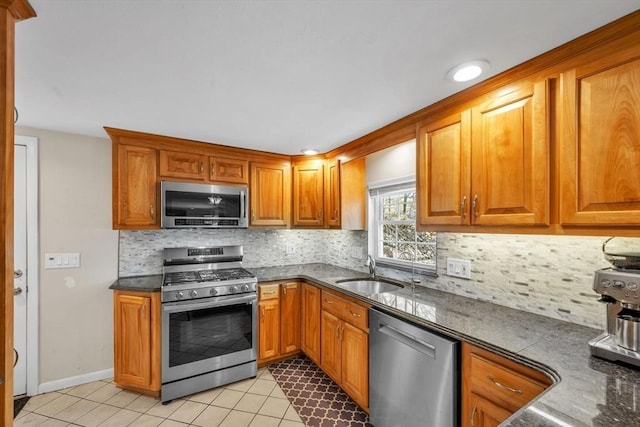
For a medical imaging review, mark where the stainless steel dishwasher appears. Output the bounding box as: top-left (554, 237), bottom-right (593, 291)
top-left (369, 308), bottom-right (459, 427)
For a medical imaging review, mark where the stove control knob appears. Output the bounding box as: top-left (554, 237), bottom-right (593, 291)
top-left (175, 291), bottom-right (184, 300)
top-left (613, 280), bottom-right (625, 288)
top-left (190, 290), bottom-right (198, 298)
top-left (210, 288), bottom-right (219, 296)
top-left (600, 279), bottom-right (611, 287)
top-left (627, 282), bottom-right (638, 290)
top-left (229, 285), bottom-right (238, 293)
top-left (241, 284), bottom-right (250, 292)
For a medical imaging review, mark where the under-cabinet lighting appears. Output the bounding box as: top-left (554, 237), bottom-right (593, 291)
top-left (447, 60), bottom-right (490, 82)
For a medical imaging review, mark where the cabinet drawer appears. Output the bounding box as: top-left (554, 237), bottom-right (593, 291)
top-left (469, 353), bottom-right (546, 411)
top-left (259, 284), bottom-right (280, 301)
top-left (322, 291), bottom-right (368, 331)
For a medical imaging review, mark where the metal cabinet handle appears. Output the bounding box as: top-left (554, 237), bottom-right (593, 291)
top-left (283, 287), bottom-right (287, 295)
top-left (261, 307), bottom-right (265, 321)
top-left (471, 405), bottom-right (477, 427)
top-left (334, 209), bottom-right (338, 217)
top-left (349, 310), bottom-right (361, 318)
top-left (14, 287), bottom-right (23, 296)
top-left (150, 204), bottom-right (155, 218)
top-left (14, 269), bottom-right (23, 278)
top-left (199, 162), bottom-right (204, 173)
top-left (123, 202), bottom-right (128, 219)
top-left (471, 194), bottom-right (479, 218)
top-left (487, 375), bottom-right (523, 394)
top-left (263, 290), bottom-right (277, 295)
top-left (461, 195), bottom-right (467, 220)
top-left (251, 209), bottom-right (255, 222)
top-left (324, 298), bottom-right (333, 304)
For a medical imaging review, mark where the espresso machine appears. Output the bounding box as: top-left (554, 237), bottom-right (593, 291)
top-left (589, 238), bottom-right (640, 367)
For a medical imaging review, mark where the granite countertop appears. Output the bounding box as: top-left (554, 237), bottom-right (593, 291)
top-left (110, 263), bottom-right (640, 426)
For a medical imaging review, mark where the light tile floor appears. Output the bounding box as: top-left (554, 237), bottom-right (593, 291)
top-left (15, 369), bottom-right (305, 427)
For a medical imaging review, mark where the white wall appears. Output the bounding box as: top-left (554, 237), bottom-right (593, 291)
top-left (16, 126), bottom-right (118, 385)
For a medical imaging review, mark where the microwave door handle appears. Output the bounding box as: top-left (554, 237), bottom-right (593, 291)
top-left (242, 191), bottom-right (247, 219)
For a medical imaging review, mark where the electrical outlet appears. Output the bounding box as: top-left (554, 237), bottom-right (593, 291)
top-left (446, 258), bottom-right (471, 279)
top-left (351, 246), bottom-right (363, 259)
top-left (285, 242), bottom-right (295, 255)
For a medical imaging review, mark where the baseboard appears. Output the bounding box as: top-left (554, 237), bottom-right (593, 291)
top-left (38, 368), bottom-right (114, 395)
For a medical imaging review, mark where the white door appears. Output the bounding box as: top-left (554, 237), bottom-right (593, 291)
top-left (14, 143), bottom-right (27, 396)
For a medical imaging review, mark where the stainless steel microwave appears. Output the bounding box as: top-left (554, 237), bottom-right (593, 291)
top-left (161, 181), bottom-right (248, 228)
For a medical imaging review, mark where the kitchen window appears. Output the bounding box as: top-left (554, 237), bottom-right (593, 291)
top-left (369, 180), bottom-right (437, 273)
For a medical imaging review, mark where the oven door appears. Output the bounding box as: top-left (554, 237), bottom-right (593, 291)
top-left (162, 293), bottom-right (257, 384)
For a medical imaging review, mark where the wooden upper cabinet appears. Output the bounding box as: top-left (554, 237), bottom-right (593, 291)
top-left (159, 150), bottom-right (205, 180)
top-left (209, 156), bottom-right (249, 184)
top-left (326, 159), bottom-right (341, 227)
top-left (417, 110), bottom-right (471, 226)
top-left (115, 144), bottom-right (158, 228)
top-left (250, 161), bottom-right (291, 227)
top-left (560, 53), bottom-right (640, 226)
top-left (293, 159), bottom-right (325, 227)
top-left (339, 158), bottom-right (366, 230)
top-left (470, 80), bottom-right (549, 226)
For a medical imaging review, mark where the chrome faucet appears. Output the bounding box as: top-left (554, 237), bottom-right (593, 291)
top-left (366, 255), bottom-right (376, 278)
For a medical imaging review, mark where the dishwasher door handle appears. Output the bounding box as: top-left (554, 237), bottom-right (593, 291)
top-left (378, 322), bottom-right (437, 359)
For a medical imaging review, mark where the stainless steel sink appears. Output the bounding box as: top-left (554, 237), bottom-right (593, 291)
top-left (335, 277), bottom-right (404, 295)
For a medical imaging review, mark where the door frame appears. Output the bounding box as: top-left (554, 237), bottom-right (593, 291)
top-left (14, 135), bottom-right (39, 396)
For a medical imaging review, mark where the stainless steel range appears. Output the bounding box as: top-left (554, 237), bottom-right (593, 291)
top-left (161, 245), bottom-right (258, 403)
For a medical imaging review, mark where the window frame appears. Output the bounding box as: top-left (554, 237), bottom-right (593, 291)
top-left (368, 178), bottom-right (437, 275)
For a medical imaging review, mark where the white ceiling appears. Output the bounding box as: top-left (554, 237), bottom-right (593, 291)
top-left (15, 0), bottom-right (640, 155)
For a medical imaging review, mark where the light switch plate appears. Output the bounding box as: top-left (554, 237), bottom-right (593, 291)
top-left (45, 252), bottom-right (81, 269)
top-left (446, 258), bottom-right (471, 279)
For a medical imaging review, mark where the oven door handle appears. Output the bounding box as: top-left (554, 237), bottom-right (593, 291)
top-left (163, 293), bottom-right (257, 313)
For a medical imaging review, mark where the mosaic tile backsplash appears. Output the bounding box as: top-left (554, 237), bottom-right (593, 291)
top-left (119, 230), bottom-right (636, 329)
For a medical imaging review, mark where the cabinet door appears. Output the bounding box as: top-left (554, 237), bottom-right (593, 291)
top-left (280, 282), bottom-right (301, 355)
top-left (293, 160), bottom-right (324, 227)
top-left (340, 158), bottom-right (366, 230)
top-left (326, 159), bottom-right (341, 227)
top-left (560, 56), bottom-right (640, 226)
top-left (340, 322), bottom-right (369, 411)
top-left (210, 156), bottom-right (249, 184)
top-left (250, 161), bottom-right (292, 226)
top-left (113, 292), bottom-right (152, 389)
top-left (320, 310), bottom-right (342, 384)
top-left (470, 80), bottom-right (549, 226)
top-left (301, 284), bottom-right (321, 364)
top-left (159, 150), bottom-right (205, 180)
top-left (258, 299), bottom-right (280, 363)
top-left (116, 145), bottom-right (158, 228)
top-left (417, 110), bottom-right (472, 226)
top-left (466, 392), bottom-right (512, 427)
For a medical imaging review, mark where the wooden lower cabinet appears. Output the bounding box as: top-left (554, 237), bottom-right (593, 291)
top-left (462, 343), bottom-right (552, 427)
top-left (258, 282), bottom-right (301, 365)
top-left (258, 298), bottom-right (280, 363)
top-left (320, 290), bottom-right (369, 411)
top-left (113, 290), bottom-right (161, 396)
top-left (301, 283), bottom-right (321, 365)
top-left (280, 282), bottom-right (301, 355)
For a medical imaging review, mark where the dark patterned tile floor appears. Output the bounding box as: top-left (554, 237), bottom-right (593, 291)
top-left (268, 355), bottom-right (371, 427)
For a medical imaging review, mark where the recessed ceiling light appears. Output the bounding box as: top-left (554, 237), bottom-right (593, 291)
top-left (447, 60), bottom-right (490, 82)
top-left (301, 149), bottom-right (319, 155)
